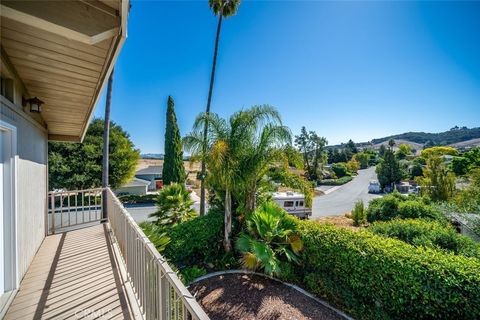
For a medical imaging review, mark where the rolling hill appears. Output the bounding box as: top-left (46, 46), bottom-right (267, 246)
top-left (370, 127), bottom-right (480, 146)
top-left (329, 127), bottom-right (480, 151)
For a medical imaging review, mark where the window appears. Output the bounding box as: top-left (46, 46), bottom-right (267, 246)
top-left (1, 76), bottom-right (14, 103)
top-left (295, 201), bottom-right (299, 206)
top-left (284, 201), bottom-right (294, 208)
top-left (299, 201), bottom-right (304, 206)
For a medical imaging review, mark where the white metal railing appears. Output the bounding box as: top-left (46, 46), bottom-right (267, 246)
top-left (106, 188), bottom-right (209, 320)
top-left (48, 188), bottom-right (105, 234)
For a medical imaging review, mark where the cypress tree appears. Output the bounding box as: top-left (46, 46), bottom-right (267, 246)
top-left (162, 96), bottom-right (186, 185)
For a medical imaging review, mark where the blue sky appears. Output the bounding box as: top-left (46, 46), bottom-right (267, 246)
top-left (94, 1), bottom-right (480, 153)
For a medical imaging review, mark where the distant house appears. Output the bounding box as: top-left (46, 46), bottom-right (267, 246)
top-left (115, 178), bottom-right (150, 195)
top-left (135, 166), bottom-right (163, 191)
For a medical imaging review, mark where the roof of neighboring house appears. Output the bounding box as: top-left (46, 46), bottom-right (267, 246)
top-left (136, 166), bottom-right (163, 175)
top-left (120, 178), bottom-right (151, 188)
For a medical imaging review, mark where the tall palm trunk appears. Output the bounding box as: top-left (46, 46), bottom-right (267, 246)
top-left (102, 69), bottom-right (114, 219)
top-left (200, 13), bottom-right (224, 216)
top-left (224, 188), bottom-right (232, 252)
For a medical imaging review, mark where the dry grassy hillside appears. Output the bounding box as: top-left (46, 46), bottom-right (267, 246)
top-left (137, 159), bottom-right (201, 186)
top-left (371, 139), bottom-right (424, 155)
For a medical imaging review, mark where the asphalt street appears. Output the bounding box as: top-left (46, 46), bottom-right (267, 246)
top-left (312, 167), bottom-right (382, 217)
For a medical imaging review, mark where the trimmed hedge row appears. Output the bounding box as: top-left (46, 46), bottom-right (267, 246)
top-left (295, 220), bottom-right (480, 320)
top-left (318, 176), bottom-right (353, 186)
top-left (369, 218), bottom-right (480, 259)
top-left (118, 193), bottom-right (158, 204)
top-left (367, 193), bottom-right (442, 222)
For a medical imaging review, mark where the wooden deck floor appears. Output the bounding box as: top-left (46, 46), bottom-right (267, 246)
top-left (5, 224), bottom-right (133, 320)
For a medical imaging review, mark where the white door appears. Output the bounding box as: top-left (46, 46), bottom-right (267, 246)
top-left (0, 123), bottom-right (16, 302)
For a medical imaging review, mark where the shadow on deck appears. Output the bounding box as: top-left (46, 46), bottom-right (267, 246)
top-left (5, 224), bottom-right (132, 320)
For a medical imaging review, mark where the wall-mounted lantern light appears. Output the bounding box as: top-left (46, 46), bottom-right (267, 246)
top-left (22, 96), bottom-right (44, 113)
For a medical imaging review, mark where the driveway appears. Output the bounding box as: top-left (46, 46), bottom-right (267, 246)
top-left (312, 167), bottom-right (382, 217)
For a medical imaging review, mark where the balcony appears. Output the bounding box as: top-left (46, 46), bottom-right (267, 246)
top-left (4, 188), bottom-right (209, 320)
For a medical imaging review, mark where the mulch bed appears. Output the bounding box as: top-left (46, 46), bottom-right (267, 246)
top-left (189, 273), bottom-right (344, 320)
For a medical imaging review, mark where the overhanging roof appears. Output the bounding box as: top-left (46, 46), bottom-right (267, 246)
top-left (0, 0), bottom-right (129, 142)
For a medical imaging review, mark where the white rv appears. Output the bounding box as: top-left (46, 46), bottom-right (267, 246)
top-left (272, 191), bottom-right (312, 219)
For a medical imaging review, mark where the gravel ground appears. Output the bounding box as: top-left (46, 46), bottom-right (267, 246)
top-left (190, 274), bottom-right (344, 320)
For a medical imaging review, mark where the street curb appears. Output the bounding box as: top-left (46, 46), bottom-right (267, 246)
top-left (189, 269), bottom-right (354, 320)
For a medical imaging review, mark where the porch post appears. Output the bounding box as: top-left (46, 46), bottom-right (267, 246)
top-left (102, 69), bottom-right (114, 219)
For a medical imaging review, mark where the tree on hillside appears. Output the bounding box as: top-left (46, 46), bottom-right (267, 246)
top-left (199, 0), bottom-right (242, 216)
top-left (396, 143), bottom-right (412, 160)
top-left (294, 127), bottom-right (327, 180)
top-left (49, 119), bottom-right (140, 190)
top-left (376, 148), bottom-right (402, 190)
top-left (162, 96), bottom-right (186, 185)
top-left (417, 157), bottom-right (455, 201)
top-left (345, 139), bottom-right (358, 154)
top-left (388, 139), bottom-right (396, 148)
top-left (353, 152), bottom-right (370, 169)
top-left (420, 146), bottom-right (458, 159)
top-left (378, 144), bottom-right (387, 158)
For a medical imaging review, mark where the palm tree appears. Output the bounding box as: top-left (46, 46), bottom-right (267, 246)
top-left (199, 0), bottom-right (241, 216)
top-left (235, 201), bottom-right (303, 276)
top-left (184, 105), bottom-right (281, 251)
top-left (239, 122), bottom-right (292, 211)
top-left (150, 183), bottom-right (197, 226)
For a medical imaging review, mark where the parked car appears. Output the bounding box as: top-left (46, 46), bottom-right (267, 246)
top-left (368, 180), bottom-right (381, 193)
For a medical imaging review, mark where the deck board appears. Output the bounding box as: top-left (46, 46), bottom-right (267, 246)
top-left (5, 224), bottom-right (132, 320)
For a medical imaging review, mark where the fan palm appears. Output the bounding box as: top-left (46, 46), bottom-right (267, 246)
top-left (199, 0), bottom-right (242, 216)
top-left (235, 202), bottom-right (303, 276)
top-left (150, 183), bottom-right (196, 226)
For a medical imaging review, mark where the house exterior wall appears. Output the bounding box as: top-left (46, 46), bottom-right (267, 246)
top-left (1, 96), bottom-right (48, 286)
top-left (135, 174), bottom-right (161, 190)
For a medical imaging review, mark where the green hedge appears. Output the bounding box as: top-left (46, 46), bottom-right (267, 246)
top-left (118, 193), bottom-right (158, 204)
top-left (318, 176), bottom-right (353, 186)
top-left (162, 210), bottom-right (236, 270)
top-left (295, 220), bottom-right (480, 320)
top-left (369, 219), bottom-right (480, 259)
top-left (367, 193), bottom-right (441, 222)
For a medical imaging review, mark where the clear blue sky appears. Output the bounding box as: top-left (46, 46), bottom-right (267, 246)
top-left (94, 0), bottom-right (480, 153)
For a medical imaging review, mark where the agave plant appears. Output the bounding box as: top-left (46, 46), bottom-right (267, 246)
top-left (150, 183), bottom-right (197, 226)
top-left (235, 202), bottom-right (303, 276)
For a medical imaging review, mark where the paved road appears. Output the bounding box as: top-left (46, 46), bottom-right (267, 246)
top-left (124, 191), bottom-right (202, 223)
top-left (312, 167), bottom-right (382, 217)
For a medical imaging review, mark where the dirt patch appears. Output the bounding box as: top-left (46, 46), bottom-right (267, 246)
top-left (190, 273), bottom-right (344, 320)
top-left (314, 215), bottom-right (362, 230)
